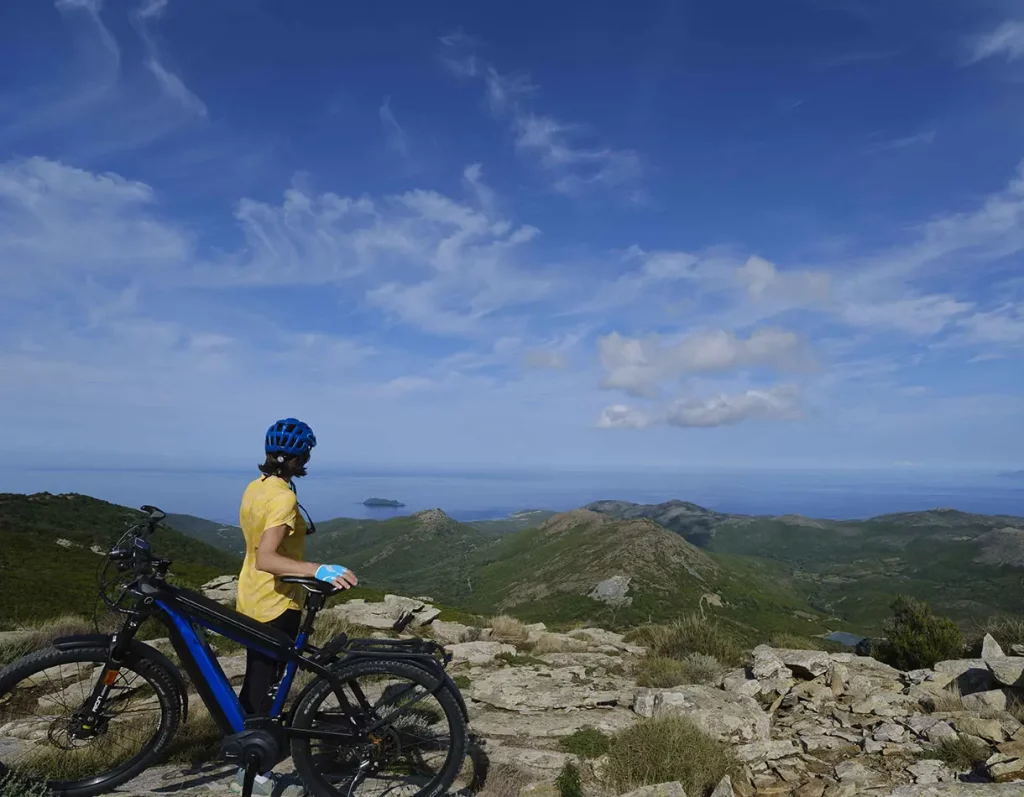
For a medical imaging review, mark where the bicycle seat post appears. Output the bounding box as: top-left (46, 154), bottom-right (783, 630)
top-left (300, 592), bottom-right (326, 640)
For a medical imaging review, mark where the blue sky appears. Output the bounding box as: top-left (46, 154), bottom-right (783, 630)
top-left (1, 0), bottom-right (1023, 471)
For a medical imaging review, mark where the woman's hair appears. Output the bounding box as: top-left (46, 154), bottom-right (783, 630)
top-left (258, 452), bottom-right (308, 479)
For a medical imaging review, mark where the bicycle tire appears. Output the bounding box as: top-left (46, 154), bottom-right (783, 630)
top-left (290, 658), bottom-right (468, 797)
top-left (0, 645), bottom-right (181, 797)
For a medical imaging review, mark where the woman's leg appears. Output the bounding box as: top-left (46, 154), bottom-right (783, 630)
top-left (238, 609), bottom-right (302, 716)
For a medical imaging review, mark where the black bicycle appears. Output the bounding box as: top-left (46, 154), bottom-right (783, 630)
top-left (0, 506), bottom-right (469, 797)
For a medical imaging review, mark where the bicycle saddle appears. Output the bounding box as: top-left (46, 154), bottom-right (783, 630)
top-left (280, 576), bottom-right (341, 595)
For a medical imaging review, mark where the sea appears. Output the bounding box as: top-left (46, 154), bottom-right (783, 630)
top-left (2, 465), bottom-right (1021, 526)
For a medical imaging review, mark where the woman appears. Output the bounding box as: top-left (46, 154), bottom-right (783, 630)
top-left (232, 417), bottom-right (357, 797)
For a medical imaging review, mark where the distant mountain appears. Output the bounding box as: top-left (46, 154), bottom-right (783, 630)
top-left (0, 493), bottom-right (240, 625)
top-left (586, 499), bottom-right (733, 546)
top-left (589, 499), bottom-right (1024, 629)
top-left (165, 513), bottom-right (244, 556)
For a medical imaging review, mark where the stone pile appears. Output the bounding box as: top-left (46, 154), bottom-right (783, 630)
top-left (10, 580), bottom-right (1021, 796)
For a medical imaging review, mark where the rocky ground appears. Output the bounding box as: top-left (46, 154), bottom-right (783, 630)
top-left (7, 582), bottom-right (1024, 797)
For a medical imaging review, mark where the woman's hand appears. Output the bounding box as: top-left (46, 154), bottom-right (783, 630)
top-left (314, 564), bottom-right (359, 590)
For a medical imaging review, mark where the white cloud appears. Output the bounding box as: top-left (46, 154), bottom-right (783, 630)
top-left (514, 114), bottom-right (641, 197)
top-left (597, 404), bottom-right (651, 429)
top-left (735, 255), bottom-right (831, 304)
top-left (379, 96), bottom-right (410, 158)
top-left (440, 37), bottom-right (642, 198)
top-left (665, 385), bottom-right (802, 428)
top-left (840, 294), bottom-right (974, 335)
top-left (967, 21), bottom-right (1024, 64)
top-left (132, 0), bottom-right (207, 118)
top-left (522, 349), bottom-right (567, 370)
top-left (864, 130), bottom-right (937, 153)
top-left (463, 163), bottom-right (496, 212)
top-left (0, 156), bottom-right (189, 284)
top-left (959, 303), bottom-right (1024, 344)
top-left (598, 327), bottom-right (811, 397)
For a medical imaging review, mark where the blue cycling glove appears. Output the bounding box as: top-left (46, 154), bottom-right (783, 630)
top-left (315, 564), bottom-right (350, 583)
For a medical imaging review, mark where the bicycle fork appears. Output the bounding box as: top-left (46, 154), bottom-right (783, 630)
top-left (76, 616), bottom-right (143, 735)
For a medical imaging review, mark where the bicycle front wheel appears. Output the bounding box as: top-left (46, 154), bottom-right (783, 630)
top-left (0, 645), bottom-right (181, 797)
top-left (291, 658), bottom-right (468, 797)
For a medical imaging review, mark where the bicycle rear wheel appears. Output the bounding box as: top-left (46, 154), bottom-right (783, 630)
top-left (290, 658), bottom-right (468, 797)
top-left (0, 645), bottom-right (180, 797)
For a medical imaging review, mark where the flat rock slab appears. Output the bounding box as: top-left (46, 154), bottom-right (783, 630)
top-left (633, 685), bottom-right (771, 743)
top-left (620, 783), bottom-right (689, 797)
top-left (469, 706), bottom-right (638, 739)
top-left (468, 666), bottom-right (629, 712)
top-left (446, 641), bottom-right (517, 666)
top-left (988, 657), bottom-right (1024, 688)
top-left (888, 785), bottom-right (1024, 796)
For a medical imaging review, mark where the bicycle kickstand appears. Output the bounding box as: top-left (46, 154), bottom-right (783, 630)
top-left (241, 751), bottom-right (261, 797)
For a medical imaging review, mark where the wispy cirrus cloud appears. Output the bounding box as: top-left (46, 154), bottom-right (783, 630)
top-left (133, 0), bottom-right (207, 118)
top-left (439, 32), bottom-right (643, 199)
top-left (966, 21), bottom-right (1024, 65)
top-left (379, 96), bottom-right (410, 159)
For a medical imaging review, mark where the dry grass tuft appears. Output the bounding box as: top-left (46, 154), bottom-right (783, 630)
top-left (606, 716), bottom-right (739, 796)
top-left (0, 615), bottom-right (95, 667)
top-left (478, 763), bottom-right (533, 797)
top-left (634, 654), bottom-right (723, 688)
top-left (626, 614), bottom-right (743, 666)
top-left (489, 615), bottom-right (530, 643)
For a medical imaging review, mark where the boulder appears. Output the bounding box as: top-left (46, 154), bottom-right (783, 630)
top-left (469, 707), bottom-right (638, 739)
top-left (201, 575), bottom-right (238, 605)
top-left (710, 776), bottom-right (733, 797)
top-left (989, 657), bottom-right (1024, 689)
top-left (962, 688), bottom-right (1014, 713)
top-left (907, 760), bottom-right (954, 785)
top-left (633, 685), bottom-right (770, 743)
top-left (321, 596), bottom-right (440, 631)
top-left (987, 753), bottom-right (1024, 784)
top-left (953, 716), bottom-right (1005, 743)
top-left (933, 659), bottom-right (993, 694)
top-left (874, 722), bottom-right (905, 743)
top-left (752, 645), bottom-right (791, 680)
top-left (984, 634), bottom-right (1007, 660)
top-left (589, 575), bottom-right (632, 606)
top-left (775, 649), bottom-right (831, 679)
top-left (722, 669), bottom-right (762, 698)
top-left (430, 621), bottom-right (472, 645)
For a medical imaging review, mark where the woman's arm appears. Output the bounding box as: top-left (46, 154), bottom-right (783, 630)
top-left (255, 525), bottom-right (358, 588)
top-left (255, 524), bottom-right (318, 577)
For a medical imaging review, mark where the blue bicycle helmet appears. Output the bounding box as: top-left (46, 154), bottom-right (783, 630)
top-left (265, 418), bottom-right (317, 457)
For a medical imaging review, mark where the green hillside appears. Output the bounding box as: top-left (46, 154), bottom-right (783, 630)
top-left (164, 512), bottom-right (245, 556)
top-left (0, 493), bottom-right (240, 626)
top-left (308, 507), bottom-right (828, 636)
top-left (589, 501), bottom-right (1024, 631)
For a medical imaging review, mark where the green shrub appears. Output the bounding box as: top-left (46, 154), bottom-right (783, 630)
top-left (452, 674), bottom-right (471, 689)
top-left (923, 736), bottom-right (989, 771)
top-left (606, 716), bottom-right (738, 797)
top-left (625, 614), bottom-right (743, 666)
top-left (634, 654), bottom-right (722, 688)
top-left (555, 761), bottom-right (584, 797)
top-left (560, 727), bottom-right (611, 759)
top-left (874, 596), bottom-right (964, 670)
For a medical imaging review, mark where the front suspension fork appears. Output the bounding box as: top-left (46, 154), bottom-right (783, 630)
top-left (76, 616), bottom-right (143, 730)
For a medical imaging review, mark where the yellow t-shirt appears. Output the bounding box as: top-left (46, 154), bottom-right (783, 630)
top-left (236, 475), bottom-right (307, 623)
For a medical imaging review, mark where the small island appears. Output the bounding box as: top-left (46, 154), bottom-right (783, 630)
top-left (363, 498), bottom-right (405, 508)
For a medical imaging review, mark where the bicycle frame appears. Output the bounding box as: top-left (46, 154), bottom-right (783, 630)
top-left (82, 574), bottom-right (465, 747)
